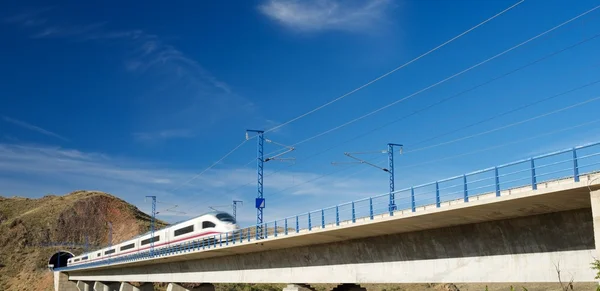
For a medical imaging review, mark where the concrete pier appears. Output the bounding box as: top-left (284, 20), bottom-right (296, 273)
top-left (77, 280), bottom-right (93, 291)
top-left (93, 281), bottom-right (119, 291)
top-left (54, 272), bottom-right (78, 291)
top-left (118, 282), bottom-right (154, 291)
top-left (166, 283), bottom-right (205, 291)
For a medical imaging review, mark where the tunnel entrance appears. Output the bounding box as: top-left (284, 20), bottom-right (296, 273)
top-left (48, 251), bottom-right (74, 269)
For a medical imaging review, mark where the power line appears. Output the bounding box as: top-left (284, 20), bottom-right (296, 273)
top-left (262, 0), bottom-right (525, 134)
top-left (405, 94), bottom-right (600, 154)
top-left (282, 4), bottom-right (600, 148)
top-left (399, 118), bottom-right (600, 170)
top-left (192, 66), bottom-right (600, 215)
top-left (411, 79), bottom-right (600, 147)
top-left (265, 117), bottom-right (600, 205)
top-left (261, 32), bottom-right (600, 165)
top-left (169, 139), bottom-right (248, 192)
top-left (175, 3), bottom-right (600, 216)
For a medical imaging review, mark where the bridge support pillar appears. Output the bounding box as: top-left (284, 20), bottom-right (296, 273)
top-left (119, 282), bottom-right (154, 291)
top-left (77, 280), bottom-right (93, 291)
top-left (54, 271), bottom-right (78, 291)
top-left (167, 283), bottom-right (209, 291)
top-left (331, 284), bottom-right (366, 291)
top-left (93, 281), bottom-right (119, 291)
top-left (591, 190), bottom-right (600, 261)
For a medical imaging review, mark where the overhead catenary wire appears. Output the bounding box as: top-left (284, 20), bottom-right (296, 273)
top-left (180, 3), bottom-right (600, 216)
top-left (169, 139), bottom-right (248, 192)
top-left (265, 117), bottom-right (600, 204)
top-left (187, 71), bottom-right (600, 215)
top-left (398, 118), bottom-right (600, 170)
top-left (410, 77), bottom-right (600, 147)
top-left (405, 94), bottom-right (600, 154)
top-left (281, 4), bottom-right (600, 149)
top-left (260, 32), bottom-right (600, 165)
top-left (262, 0), bottom-right (526, 135)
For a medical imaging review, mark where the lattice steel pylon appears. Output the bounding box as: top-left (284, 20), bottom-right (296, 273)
top-left (332, 142), bottom-right (402, 215)
top-left (246, 130), bottom-right (265, 238)
top-left (145, 195), bottom-right (156, 257)
top-left (386, 143), bottom-right (403, 215)
top-left (246, 129), bottom-right (294, 240)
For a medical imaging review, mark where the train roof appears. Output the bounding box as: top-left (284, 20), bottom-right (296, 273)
top-left (79, 211), bottom-right (235, 256)
top-left (129, 210), bottom-right (233, 240)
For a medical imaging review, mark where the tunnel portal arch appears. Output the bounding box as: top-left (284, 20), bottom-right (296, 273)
top-left (48, 251), bottom-right (74, 269)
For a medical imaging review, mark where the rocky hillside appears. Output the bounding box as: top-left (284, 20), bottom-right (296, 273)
top-left (0, 190), bottom-right (167, 291)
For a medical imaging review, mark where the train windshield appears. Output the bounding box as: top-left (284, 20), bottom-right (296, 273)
top-left (216, 213), bottom-right (236, 224)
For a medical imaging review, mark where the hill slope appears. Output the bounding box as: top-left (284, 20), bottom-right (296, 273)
top-left (0, 190), bottom-right (167, 291)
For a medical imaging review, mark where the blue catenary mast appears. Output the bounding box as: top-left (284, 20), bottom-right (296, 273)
top-left (387, 143), bottom-right (403, 215)
top-left (246, 130), bottom-right (265, 239)
top-left (145, 195), bottom-right (156, 257)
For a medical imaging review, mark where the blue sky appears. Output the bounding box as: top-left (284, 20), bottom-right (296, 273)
top-left (1, 0), bottom-right (600, 227)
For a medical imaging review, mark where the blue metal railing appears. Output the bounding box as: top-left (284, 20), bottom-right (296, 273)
top-left (55, 141), bottom-right (600, 271)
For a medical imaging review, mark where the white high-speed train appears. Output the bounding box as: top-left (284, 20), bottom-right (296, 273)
top-left (66, 211), bottom-right (238, 267)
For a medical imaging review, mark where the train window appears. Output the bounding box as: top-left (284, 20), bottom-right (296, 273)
top-left (97, 253), bottom-right (100, 256)
top-left (82, 256), bottom-right (88, 260)
top-left (120, 243), bottom-right (135, 251)
top-left (202, 221), bottom-right (216, 228)
top-left (141, 236), bottom-right (160, 245)
top-left (216, 213), bottom-right (236, 223)
top-left (74, 259), bottom-right (80, 262)
top-left (174, 225), bottom-right (194, 236)
top-left (104, 249), bottom-right (115, 255)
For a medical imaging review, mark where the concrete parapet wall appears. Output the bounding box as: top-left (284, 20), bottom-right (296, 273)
top-left (69, 208), bottom-right (597, 284)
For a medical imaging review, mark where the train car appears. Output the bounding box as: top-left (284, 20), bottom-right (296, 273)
top-left (66, 211), bottom-right (239, 267)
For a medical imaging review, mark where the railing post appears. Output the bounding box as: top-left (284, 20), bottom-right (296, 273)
top-left (308, 212), bottom-right (312, 231)
top-left (435, 182), bottom-right (440, 208)
top-left (264, 223), bottom-right (268, 238)
top-left (352, 201), bottom-right (356, 223)
top-left (219, 234), bottom-right (222, 247)
top-left (369, 197), bottom-right (374, 220)
top-left (226, 233), bottom-right (229, 246)
top-left (247, 228), bottom-right (250, 242)
top-left (463, 174), bottom-right (468, 202)
top-left (411, 187), bottom-right (415, 212)
top-left (336, 205), bottom-right (340, 226)
top-left (255, 225), bottom-right (259, 240)
top-left (285, 218), bottom-right (288, 235)
top-left (274, 221), bottom-right (278, 237)
top-left (296, 215), bottom-right (299, 233)
top-left (531, 158), bottom-right (537, 190)
top-left (321, 209), bottom-right (325, 228)
top-left (494, 166), bottom-right (500, 197)
top-left (573, 148), bottom-right (580, 182)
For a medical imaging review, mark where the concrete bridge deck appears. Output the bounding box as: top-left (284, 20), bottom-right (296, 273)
top-left (63, 172), bottom-right (600, 285)
top-left (53, 142), bottom-right (600, 289)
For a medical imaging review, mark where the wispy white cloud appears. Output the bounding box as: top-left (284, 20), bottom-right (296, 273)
top-left (30, 22), bottom-right (107, 39)
top-left (5, 9), bottom-right (263, 138)
top-left (0, 143), bottom-right (380, 225)
top-left (4, 7), bottom-right (52, 26)
top-left (1, 116), bottom-right (69, 141)
top-left (133, 129), bottom-right (195, 141)
top-left (258, 0), bottom-right (394, 33)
